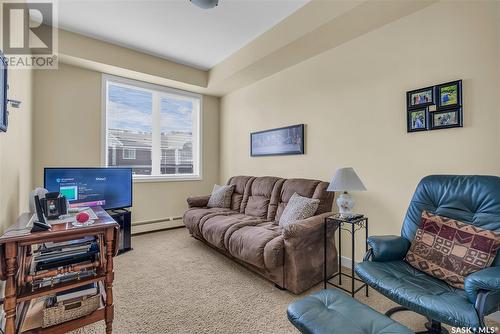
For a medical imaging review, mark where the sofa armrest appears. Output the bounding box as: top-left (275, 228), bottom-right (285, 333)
top-left (282, 212), bottom-right (333, 240)
top-left (187, 195), bottom-right (210, 208)
top-left (282, 212), bottom-right (337, 294)
top-left (464, 266), bottom-right (500, 304)
top-left (366, 235), bottom-right (410, 262)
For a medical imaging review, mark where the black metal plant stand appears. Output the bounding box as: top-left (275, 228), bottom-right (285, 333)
top-left (324, 214), bottom-right (369, 298)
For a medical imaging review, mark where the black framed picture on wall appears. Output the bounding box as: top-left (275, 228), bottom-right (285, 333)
top-left (407, 108), bottom-right (428, 133)
top-left (406, 86), bottom-right (435, 109)
top-left (405, 79), bottom-right (464, 133)
top-left (250, 124), bottom-right (304, 157)
top-left (429, 108), bottom-right (463, 130)
top-left (436, 80), bottom-right (462, 110)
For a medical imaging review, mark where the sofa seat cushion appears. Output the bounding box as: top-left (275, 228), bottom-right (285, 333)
top-left (227, 222), bottom-right (284, 269)
top-left (287, 289), bottom-right (413, 334)
top-left (183, 207), bottom-right (233, 238)
top-left (200, 214), bottom-right (263, 250)
top-left (355, 260), bottom-right (479, 328)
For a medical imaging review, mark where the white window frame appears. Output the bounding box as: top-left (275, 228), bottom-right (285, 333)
top-left (122, 148), bottom-right (136, 160)
top-left (102, 74), bottom-right (202, 182)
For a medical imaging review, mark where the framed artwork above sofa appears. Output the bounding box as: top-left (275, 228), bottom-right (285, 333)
top-left (250, 124), bottom-right (304, 157)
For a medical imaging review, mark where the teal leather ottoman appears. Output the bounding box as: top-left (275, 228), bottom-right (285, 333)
top-left (287, 289), bottom-right (414, 334)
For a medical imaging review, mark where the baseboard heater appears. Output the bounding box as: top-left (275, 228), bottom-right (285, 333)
top-left (132, 216), bottom-right (183, 227)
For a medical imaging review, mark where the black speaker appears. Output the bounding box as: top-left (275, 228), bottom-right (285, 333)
top-left (107, 209), bottom-right (132, 254)
top-left (41, 192), bottom-right (67, 220)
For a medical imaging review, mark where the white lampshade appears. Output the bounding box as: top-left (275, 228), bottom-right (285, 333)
top-left (327, 167), bottom-right (366, 192)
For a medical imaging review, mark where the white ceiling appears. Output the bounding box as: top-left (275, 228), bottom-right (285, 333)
top-left (57, 0), bottom-right (309, 70)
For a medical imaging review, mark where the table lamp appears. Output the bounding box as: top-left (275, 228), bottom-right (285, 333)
top-left (327, 167), bottom-right (366, 217)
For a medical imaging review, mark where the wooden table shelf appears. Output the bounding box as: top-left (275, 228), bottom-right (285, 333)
top-left (22, 308), bottom-right (105, 334)
top-left (0, 207), bottom-right (119, 334)
top-left (21, 297), bottom-right (106, 334)
top-left (18, 274), bottom-right (106, 303)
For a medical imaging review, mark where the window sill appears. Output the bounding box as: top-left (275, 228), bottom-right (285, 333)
top-left (133, 175), bottom-right (202, 183)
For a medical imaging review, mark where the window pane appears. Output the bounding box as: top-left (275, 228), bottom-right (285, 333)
top-left (160, 96), bottom-right (193, 175)
top-left (107, 84), bottom-right (153, 175)
top-left (105, 76), bottom-right (200, 179)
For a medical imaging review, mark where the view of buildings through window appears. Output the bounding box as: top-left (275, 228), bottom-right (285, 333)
top-left (105, 77), bottom-right (200, 178)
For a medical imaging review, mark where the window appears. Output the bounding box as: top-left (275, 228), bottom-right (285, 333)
top-left (122, 148), bottom-right (136, 160)
top-left (103, 75), bottom-right (201, 181)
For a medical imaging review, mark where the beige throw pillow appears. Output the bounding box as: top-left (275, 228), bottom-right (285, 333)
top-left (279, 192), bottom-right (320, 227)
top-left (207, 184), bottom-right (235, 209)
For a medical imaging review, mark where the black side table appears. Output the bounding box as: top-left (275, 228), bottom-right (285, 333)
top-left (324, 214), bottom-right (369, 298)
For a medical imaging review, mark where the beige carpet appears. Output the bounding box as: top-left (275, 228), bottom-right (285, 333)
top-left (72, 228), bottom-right (498, 334)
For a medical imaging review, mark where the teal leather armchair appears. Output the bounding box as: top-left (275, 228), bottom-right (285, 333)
top-left (355, 175), bottom-right (500, 334)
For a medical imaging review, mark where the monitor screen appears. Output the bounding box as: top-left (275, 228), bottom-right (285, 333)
top-left (44, 168), bottom-right (132, 210)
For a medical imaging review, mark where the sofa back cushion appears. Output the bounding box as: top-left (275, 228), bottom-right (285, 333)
top-left (243, 176), bottom-right (284, 219)
top-left (227, 176), bottom-right (254, 212)
top-left (275, 179), bottom-right (333, 222)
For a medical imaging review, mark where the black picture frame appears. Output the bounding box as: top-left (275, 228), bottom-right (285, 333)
top-left (407, 108), bottom-right (428, 133)
top-left (0, 51), bottom-right (7, 133)
top-left (436, 80), bottom-right (462, 110)
top-left (429, 108), bottom-right (463, 130)
top-left (250, 124), bottom-right (304, 157)
top-left (406, 86), bottom-right (435, 109)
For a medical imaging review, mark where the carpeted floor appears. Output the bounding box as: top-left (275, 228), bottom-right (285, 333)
top-left (72, 228), bottom-right (498, 334)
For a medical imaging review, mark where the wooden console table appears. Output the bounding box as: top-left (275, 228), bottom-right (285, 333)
top-left (0, 207), bottom-right (119, 334)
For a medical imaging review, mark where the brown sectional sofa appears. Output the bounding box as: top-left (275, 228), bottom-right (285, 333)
top-left (183, 176), bottom-right (338, 294)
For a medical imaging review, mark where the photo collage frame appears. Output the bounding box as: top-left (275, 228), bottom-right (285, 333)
top-left (406, 80), bottom-right (463, 133)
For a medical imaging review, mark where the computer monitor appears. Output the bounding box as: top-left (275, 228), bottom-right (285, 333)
top-left (44, 167), bottom-right (132, 210)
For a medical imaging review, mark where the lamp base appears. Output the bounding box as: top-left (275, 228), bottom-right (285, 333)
top-left (337, 192), bottom-right (355, 217)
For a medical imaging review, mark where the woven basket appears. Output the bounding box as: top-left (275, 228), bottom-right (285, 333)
top-left (42, 294), bottom-right (100, 328)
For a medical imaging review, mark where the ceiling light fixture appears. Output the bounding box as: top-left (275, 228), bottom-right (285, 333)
top-left (190, 0), bottom-right (219, 9)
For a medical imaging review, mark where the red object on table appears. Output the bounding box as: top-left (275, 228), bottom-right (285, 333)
top-left (76, 212), bottom-right (90, 223)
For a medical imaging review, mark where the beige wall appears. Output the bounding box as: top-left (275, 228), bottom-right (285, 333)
top-left (58, 29), bottom-right (209, 93)
top-left (0, 0), bottom-right (32, 233)
top-left (208, 0), bottom-right (436, 95)
top-left (220, 1), bottom-right (500, 261)
top-left (33, 63), bottom-right (219, 225)
top-left (0, 68), bottom-right (33, 232)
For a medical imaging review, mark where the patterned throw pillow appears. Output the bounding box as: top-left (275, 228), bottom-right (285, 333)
top-left (405, 211), bottom-right (500, 289)
top-left (207, 184), bottom-right (235, 209)
top-left (279, 192), bottom-right (320, 228)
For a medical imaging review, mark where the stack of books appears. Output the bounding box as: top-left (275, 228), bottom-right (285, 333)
top-left (45, 282), bottom-right (99, 307)
top-left (22, 237), bottom-right (104, 330)
top-left (31, 236), bottom-right (100, 289)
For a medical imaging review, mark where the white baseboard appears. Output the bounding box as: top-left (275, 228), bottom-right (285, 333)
top-left (340, 256), bottom-right (358, 269)
top-left (340, 256), bottom-right (500, 323)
